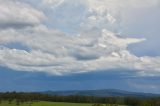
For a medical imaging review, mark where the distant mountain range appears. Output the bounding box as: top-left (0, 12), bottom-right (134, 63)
top-left (42, 89), bottom-right (160, 97)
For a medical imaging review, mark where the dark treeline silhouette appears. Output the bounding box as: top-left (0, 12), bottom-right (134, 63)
top-left (0, 92), bottom-right (159, 106)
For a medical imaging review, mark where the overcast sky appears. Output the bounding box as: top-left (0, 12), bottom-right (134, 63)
top-left (0, 0), bottom-right (160, 93)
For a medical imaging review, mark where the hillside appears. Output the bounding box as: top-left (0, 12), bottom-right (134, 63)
top-left (43, 89), bottom-right (160, 97)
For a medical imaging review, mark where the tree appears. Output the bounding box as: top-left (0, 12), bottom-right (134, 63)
top-left (92, 103), bottom-right (104, 106)
top-left (16, 99), bottom-right (20, 106)
top-left (8, 99), bottom-right (13, 104)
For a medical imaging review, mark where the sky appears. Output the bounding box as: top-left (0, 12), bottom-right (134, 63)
top-left (0, 0), bottom-right (160, 93)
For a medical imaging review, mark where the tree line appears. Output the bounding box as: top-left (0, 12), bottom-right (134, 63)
top-left (0, 92), bottom-right (159, 106)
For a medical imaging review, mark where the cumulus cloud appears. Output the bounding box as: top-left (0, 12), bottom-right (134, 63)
top-left (0, 0), bottom-right (159, 76)
top-left (42, 0), bottom-right (65, 8)
top-left (42, 0), bottom-right (159, 8)
top-left (0, 0), bottom-right (45, 29)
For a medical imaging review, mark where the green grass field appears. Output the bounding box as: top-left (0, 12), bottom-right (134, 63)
top-left (0, 101), bottom-right (127, 106)
top-left (0, 101), bottom-right (92, 106)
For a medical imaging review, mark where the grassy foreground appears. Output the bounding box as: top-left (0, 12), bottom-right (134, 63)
top-left (0, 101), bottom-right (92, 106)
top-left (0, 101), bottom-right (127, 106)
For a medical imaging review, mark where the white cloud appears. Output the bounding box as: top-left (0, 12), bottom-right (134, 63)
top-left (0, 0), bottom-right (45, 28)
top-left (0, 26), bottom-right (159, 76)
top-left (42, 0), bottom-right (64, 8)
top-left (0, 0), bottom-right (159, 76)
